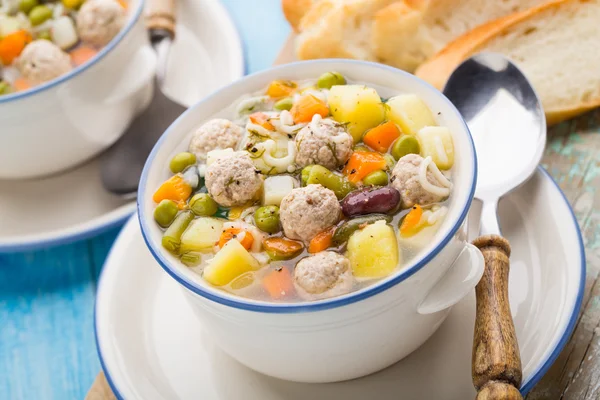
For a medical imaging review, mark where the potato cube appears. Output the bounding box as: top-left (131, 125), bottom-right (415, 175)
top-left (386, 94), bottom-right (436, 135)
top-left (347, 221), bottom-right (399, 278)
top-left (203, 239), bottom-right (260, 286)
top-left (180, 218), bottom-right (223, 253)
top-left (328, 85), bottom-right (385, 142)
top-left (263, 175), bottom-right (295, 206)
top-left (417, 126), bottom-right (455, 170)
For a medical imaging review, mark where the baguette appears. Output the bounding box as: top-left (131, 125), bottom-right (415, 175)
top-left (282, 0), bottom-right (318, 32)
top-left (284, 0), bottom-right (544, 72)
top-left (415, 0), bottom-right (600, 125)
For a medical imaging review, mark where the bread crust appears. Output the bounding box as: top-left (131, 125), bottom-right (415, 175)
top-left (415, 0), bottom-right (599, 125)
top-left (282, 0), bottom-right (316, 32)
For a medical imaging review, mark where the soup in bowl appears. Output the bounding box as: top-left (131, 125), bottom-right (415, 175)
top-left (0, 0), bottom-right (155, 178)
top-left (139, 60), bottom-right (481, 382)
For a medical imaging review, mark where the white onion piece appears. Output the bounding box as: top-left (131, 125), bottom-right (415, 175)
top-left (280, 110), bottom-right (294, 126)
top-left (418, 157), bottom-right (451, 197)
top-left (246, 122), bottom-right (273, 137)
top-left (52, 16), bottom-right (79, 50)
top-left (253, 252), bottom-right (270, 265)
top-left (182, 166), bottom-right (199, 189)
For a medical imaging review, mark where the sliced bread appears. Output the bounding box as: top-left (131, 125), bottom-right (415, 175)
top-left (415, 0), bottom-right (600, 125)
top-left (284, 0), bottom-right (544, 71)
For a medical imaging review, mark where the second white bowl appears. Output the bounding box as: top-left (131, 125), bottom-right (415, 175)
top-left (0, 0), bottom-right (155, 179)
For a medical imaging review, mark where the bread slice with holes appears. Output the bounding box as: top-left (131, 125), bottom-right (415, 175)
top-left (415, 0), bottom-right (600, 125)
top-left (283, 0), bottom-right (545, 72)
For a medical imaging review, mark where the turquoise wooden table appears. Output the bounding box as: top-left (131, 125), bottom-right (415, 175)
top-left (1, 1), bottom-right (599, 399)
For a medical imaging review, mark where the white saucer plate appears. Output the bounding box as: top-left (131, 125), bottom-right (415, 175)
top-left (95, 168), bottom-right (585, 400)
top-left (0, 0), bottom-right (244, 252)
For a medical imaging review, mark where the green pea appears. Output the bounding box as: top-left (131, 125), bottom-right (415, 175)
top-left (363, 170), bottom-right (388, 186)
top-left (154, 199), bottom-right (179, 228)
top-left (0, 81), bottom-right (12, 96)
top-left (332, 214), bottom-right (393, 246)
top-left (189, 193), bottom-right (218, 216)
top-left (274, 97), bottom-right (294, 111)
top-left (301, 165), bottom-right (314, 186)
top-left (169, 152), bottom-right (196, 173)
top-left (162, 211), bottom-right (194, 253)
top-left (391, 135), bottom-right (420, 161)
top-left (317, 71), bottom-right (346, 90)
top-left (19, 0), bottom-right (38, 14)
top-left (37, 30), bottom-right (51, 41)
top-left (254, 206), bottom-right (281, 233)
top-left (29, 5), bottom-right (53, 26)
top-left (306, 165), bottom-right (354, 199)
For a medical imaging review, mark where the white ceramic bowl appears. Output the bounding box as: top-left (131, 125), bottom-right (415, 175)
top-left (0, 0), bottom-right (155, 179)
top-left (138, 60), bottom-right (482, 383)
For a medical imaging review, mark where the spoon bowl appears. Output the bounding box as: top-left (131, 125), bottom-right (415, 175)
top-left (444, 53), bottom-right (546, 203)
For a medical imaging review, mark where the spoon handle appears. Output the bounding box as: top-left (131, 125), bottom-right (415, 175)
top-left (146, 0), bottom-right (177, 38)
top-left (472, 235), bottom-right (523, 400)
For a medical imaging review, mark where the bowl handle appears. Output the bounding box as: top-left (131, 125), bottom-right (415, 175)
top-left (417, 243), bottom-right (484, 315)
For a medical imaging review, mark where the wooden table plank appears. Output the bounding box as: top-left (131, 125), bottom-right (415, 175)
top-left (526, 110), bottom-right (600, 399)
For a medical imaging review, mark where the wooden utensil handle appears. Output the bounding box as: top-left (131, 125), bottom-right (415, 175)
top-left (472, 235), bottom-right (523, 400)
top-left (146, 0), bottom-right (177, 37)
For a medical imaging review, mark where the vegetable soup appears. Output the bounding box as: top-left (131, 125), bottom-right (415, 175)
top-left (0, 0), bottom-right (128, 95)
top-left (152, 72), bottom-right (456, 303)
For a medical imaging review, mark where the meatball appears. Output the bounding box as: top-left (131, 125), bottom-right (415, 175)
top-left (16, 40), bottom-right (72, 85)
top-left (391, 154), bottom-right (448, 208)
top-left (280, 184), bottom-right (341, 242)
top-left (76, 0), bottom-right (126, 47)
top-left (294, 251), bottom-right (353, 300)
top-left (205, 151), bottom-right (262, 207)
top-left (188, 119), bottom-right (243, 161)
top-left (294, 117), bottom-right (353, 170)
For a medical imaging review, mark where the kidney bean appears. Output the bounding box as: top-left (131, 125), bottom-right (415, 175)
top-left (341, 187), bottom-right (401, 217)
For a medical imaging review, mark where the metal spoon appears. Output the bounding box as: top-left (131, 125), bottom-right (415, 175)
top-left (101, 0), bottom-right (186, 199)
top-left (443, 53), bottom-right (546, 400)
